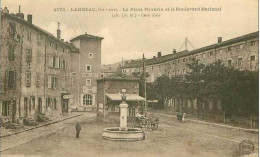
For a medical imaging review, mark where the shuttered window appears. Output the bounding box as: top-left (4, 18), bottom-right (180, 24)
top-left (8, 44), bottom-right (15, 61)
top-left (25, 72), bottom-right (31, 87)
top-left (26, 49), bottom-right (32, 62)
top-left (9, 22), bottom-right (16, 39)
top-left (4, 70), bottom-right (16, 89)
top-left (36, 73), bottom-right (40, 87)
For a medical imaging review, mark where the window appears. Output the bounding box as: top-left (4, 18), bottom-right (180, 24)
top-left (62, 78), bottom-right (65, 89)
top-left (189, 56), bottom-right (192, 60)
top-left (86, 79), bottom-right (91, 86)
top-left (228, 60), bottom-right (232, 67)
top-left (36, 73), bottom-right (40, 87)
top-left (55, 57), bottom-right (60, 68)
top-left (26, 49), bottom-right (32, 63)
top-left (195, 55), bottom-right (198, 59)
top-left (49, 41), bottom-right (52, 47)
top-left (177, 60), bottom-right (180, 63)
top-left (54, 98), bottom-right (57, 110)
top-left (152, 66), bottom-right (154, 70)
top-left (89, 53), bottom-right (93, 58)
top-left (250, 41), bottom-right (256, 47)
top-left (26, 72), bottom-right (31, 87)
top-left (182, 68), bottom-right (186, 74)
top-left (183, 58), bottom-right (186, 62)
top-left (2, 101), bottom-right (11, 116)
top-left (83, 94), bottom-right (92, 105)
top-left (47, 76), bottom-right (58, 89)
top-left (4, 70), bottom-right (16, 89)
top-left (55, 44), bottom-right (58, 51)
top-left (209, 51), bottom-right (213, 56)
top-left (62, 47), bottom-right (65, 53)
top-left (37, 51), bottom-right (41, 62)
top-left (250, 55), bottom-right (255, 61)
top-left (31, 97), bottom-right (35, 110)
top-left (9, 22), bottom-right (16, 39)
top-left (238, 58), bottom-right (243, 68)
top-left (239, 44), bottom-right (244, 50)
top-left (8, 44), bottom-right (15, 61)
top-left (227, 46), bottom-right (232, 51)
top-left (202, 53), bottom-right (206, 58)
top-left (48, 56), bottom-right (54, 67)
top-left (86, 65), bottom-right (92, 72)
top-left (37, 34), bottom-right (42, 46)
top-left (27, 30), bottom-right (31, 42)
top-left (129, 108), bottom-right (136, 116)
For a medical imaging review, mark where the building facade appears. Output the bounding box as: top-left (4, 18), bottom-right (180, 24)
top-left (96, 77), bottom-right (144, 120)
top-left (121, 31), bottom-right (259, 114)
top-left (0, 7), bottom-right (103, 125)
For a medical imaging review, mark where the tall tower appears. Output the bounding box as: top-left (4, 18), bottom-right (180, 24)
top-left (70, 33), bottom-right (103, 111)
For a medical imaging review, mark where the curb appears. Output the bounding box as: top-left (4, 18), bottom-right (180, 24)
top-left (0, 113), bottom-right (84, 138)
top-left (153, 113), bottom-right (259, 133)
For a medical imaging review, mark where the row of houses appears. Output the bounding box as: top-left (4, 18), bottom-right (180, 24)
top-left (121, 31), bottom-right (259, 114)
top-left (0, 7), bottom-right (103, 126)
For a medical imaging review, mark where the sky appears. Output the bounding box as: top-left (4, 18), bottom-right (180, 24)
top-left (1, 0), bottom-right (258, 65)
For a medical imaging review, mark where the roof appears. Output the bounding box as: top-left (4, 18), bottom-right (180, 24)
top-left (2, 12), bottom-right (79, 53)
top-left (70, 33), bottom-right (104, 42)
top-left (123, 31), bottom-right (259, 68)
top-left (106, 94), bottom-right (145, 101)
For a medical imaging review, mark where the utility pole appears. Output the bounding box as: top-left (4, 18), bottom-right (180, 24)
top-left (143, 54), bottom-right (147, 116)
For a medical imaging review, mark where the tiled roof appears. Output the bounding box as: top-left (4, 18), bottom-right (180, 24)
top-left (70, 33), bottom-right (104, 42)
top-left (122, 31), bottom-right (259, 68)
top-left (2, 12), bottom-right (79, 52)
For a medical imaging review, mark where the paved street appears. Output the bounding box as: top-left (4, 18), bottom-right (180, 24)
top-left (1, 113), bottom-right (258, 157)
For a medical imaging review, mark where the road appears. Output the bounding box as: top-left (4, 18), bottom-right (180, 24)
top-left (1, 113), bottom-right (258, 157)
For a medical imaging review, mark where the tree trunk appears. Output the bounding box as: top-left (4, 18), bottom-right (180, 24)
top-left (251, 114), bottom-right (253, 128)
top-left (223, 109), bottom-right (226, 124)
top-left (191, 99), bottom-right (194, 115)
top-left (201, 101), bottom-right (203, 120)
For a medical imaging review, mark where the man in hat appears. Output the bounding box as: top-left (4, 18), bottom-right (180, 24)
top-left (75, 120), bottom-right (81, 138)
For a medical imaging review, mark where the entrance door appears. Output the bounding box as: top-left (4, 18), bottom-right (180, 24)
top-left (38, 97), bottom-right (42, 114)
top-left (12, 100), bottom-right (16, 123)
top-left (62, 100), bottom-right (68, 113)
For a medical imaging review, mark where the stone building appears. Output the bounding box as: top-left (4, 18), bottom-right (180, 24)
top-left (0, 7), bottom-right (103, 125)
top-left (96, 77), bottom-right (145, 120)
top-left (121, 31), bottom-right (259, 114)
top-left (70, 33), bottom-right (103, 111)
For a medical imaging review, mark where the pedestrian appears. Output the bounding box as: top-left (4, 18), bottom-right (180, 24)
top-left (75, 120), bottom-right (81, 138)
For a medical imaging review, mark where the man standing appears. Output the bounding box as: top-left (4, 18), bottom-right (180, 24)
top-left (75, 120), bottom-right (81, 138)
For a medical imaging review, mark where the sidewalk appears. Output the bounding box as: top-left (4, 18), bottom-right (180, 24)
top-left (149, 110), bottom-right (259, 133)
top-left (1, 112), bottom-right (84, 138)
top-left (0, 113), bottom-right (96, 152)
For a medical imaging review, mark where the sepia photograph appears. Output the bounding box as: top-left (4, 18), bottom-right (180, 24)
top-left (0, 0), bottom-right (259, 157)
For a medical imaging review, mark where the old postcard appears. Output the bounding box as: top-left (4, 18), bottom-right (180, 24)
top-left (0, 0), bottom-right (258, 157)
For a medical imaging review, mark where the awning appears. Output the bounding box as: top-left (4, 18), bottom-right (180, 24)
top-left (106, 94), bottom-right (145, 101)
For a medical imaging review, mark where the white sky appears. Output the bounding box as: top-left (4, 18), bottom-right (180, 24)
top-left (1, 0), bottom-right (258, 64)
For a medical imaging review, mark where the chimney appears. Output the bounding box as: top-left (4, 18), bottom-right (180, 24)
top-left (173, 49), bottom-right (177, 55)
top-left (157, 52), bottom-right (162, 57)
top-left (16, 5), bottom-right (24, 19)
top-left (57, 22), bottom-right (61, 40)
top-left (218, 37), bottom-right (222, 43)
top-left (61, 39), bottom-right (64, 42)
top-left (27, 14), bottom-right (32, 24)
top-left (3, 7), bottom-right (9, 14)
top-left (153, 56), bottom-right (156, 59)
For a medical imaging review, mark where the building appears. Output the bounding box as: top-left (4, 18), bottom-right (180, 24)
top-left (70, 33), bottom-right (103, 111)
top-left (96, 77), bottom-right (145, 120)
top-left (122, 32), bottom-right (259, 83)
top-left (121, 31), bottom-right (259, 114)
top-left (0, 7), bottom-right (103, 125)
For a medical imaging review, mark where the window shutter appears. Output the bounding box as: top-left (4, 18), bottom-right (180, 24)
top-left (8, 45), bottom-right (11, 61)
top-left (4, 70), bottom-right (8, 89)
top-left (53, 57), bottom-right (55, 68)
top-left (13, 71), bottom-right (16, 89)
